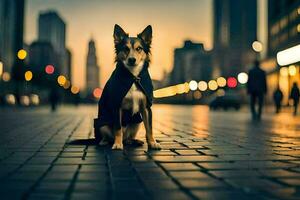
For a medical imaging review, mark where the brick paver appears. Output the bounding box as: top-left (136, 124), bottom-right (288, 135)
top-left (0, 105), bottom-right (300, 200)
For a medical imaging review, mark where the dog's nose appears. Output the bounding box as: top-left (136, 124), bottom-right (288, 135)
top-left (128, 57), bottom-right (136, 66)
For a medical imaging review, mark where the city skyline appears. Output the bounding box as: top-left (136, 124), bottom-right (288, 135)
top-left (25, 0), bottom-right (213, 89)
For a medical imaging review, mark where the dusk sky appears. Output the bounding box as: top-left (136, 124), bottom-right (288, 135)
top-left (25, 0), bottom-right (213, 88)
top-left (25, 0), bottom-right (266, 89)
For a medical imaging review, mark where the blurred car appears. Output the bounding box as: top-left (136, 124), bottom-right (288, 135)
top-left (209, 93), bottom-right (241, 110)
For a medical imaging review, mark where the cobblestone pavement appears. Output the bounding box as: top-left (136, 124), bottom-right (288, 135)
top-left (0, 105), bottom-right (300, 200)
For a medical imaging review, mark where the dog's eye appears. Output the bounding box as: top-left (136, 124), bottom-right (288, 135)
top-left (136, 47), bottom-right (143, 52)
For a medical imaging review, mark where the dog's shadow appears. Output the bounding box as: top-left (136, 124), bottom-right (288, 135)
top-left (67, 138), bottom-right (145, 149)
top-left (67, 138), bottom-right (98, 145)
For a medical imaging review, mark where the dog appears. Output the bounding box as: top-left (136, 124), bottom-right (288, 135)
top-left (96, 24), bottom-right (161, 150)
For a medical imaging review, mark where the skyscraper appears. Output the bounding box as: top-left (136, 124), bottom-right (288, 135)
top-left (38, 10), bottom-right (71, 80)
top-left (86, 39), bottom-right (100, 94)
top-left (0, 0), bottom-right (25, 73)
top-left (213, 0), bottom-right (257, 77)
top-left (38, 11), bottom-right (66, 54)
top-left (170, 40), bottom-right (212, 85)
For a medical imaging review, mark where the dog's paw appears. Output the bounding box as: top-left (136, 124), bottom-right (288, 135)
top-left (112, 143), bottom-right (123, 150)
top-left (148, 142), bottom-right (161, 150)
top-left (99, 138), bottom-right (109, 146)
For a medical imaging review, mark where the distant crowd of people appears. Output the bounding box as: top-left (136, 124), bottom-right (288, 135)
top-left (247, 61), bottom-right (300, 120)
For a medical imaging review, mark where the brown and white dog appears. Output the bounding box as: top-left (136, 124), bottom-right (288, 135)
top-left (99, 24), bottom-right (161, 150)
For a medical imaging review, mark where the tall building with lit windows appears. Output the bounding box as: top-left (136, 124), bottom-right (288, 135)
top-left (264, 0), bottom-right (300, 104)
top-left (268, 0), bottom-right (300, 57)
top-left (0, 0), bottom-right (25, 73)
top-left (212, 0), bottom-right (257, 77)
top-left (86, 39), bottom-right (100, 94)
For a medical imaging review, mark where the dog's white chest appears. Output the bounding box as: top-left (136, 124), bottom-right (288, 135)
top-left (122, 83), bottom-right (145, 114)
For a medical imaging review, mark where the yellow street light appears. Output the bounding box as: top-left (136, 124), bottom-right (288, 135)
top-left (208, 80), bottom-right (218, 91)
top-left (216, 77), bottom-right (226, 87)
top-left (24, 71), bottom-right (33, 81)
top-left (57, 75), bottom-right (66, 86)
top-left (17, 49), bottom-right (27, 60)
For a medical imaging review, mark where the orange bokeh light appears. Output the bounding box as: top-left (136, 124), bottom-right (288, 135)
top-left (93, 88), bottom-right (102, 98)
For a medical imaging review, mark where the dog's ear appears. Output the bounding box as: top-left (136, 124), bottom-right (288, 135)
top-left (113, 24), bottom-right (128, 45)
top-left (138, 25), bottom-right (152, 46)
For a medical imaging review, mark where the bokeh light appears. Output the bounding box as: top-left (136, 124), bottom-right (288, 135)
top-left (252, 41), bottom-right (263, 53)
top-left (25, 71), bottom-right (33, 81)
top-left (93, 88), bottom-right (102, 98)
top-left (0, 61), bottom-right (3, 76)
top-left (208, 80), bottom-right (218, 91)
top-left (189, 80), bottom-right (198, 91)
top-left (57, 75), bottom-right (66, 86)
top-left (30, 94), bottom-right (40, 106)
top-left (288, 65), bottom-right (297, 76)
top-left (198, 81), bottom-right (208, 91)
top-left (5, 94), bottom-right (16, 105)
top-left (277, 44), bottom-right (300, 66)
top-left (2, 72), bottom-right (10, 82)
top-left (280, 67), bottom-right (289, 76)
top-left (154, 86), bottom-right (177, 98)
top-left (193, 91), bottom-right (202, 99)
top-left (17, 49), bottom-right (27, 60)
top-left (20, 96), bottom-right (30, 106)
top-left (45, 65), bottom-right (55, 74)
top-left (217, 89), bottom-right (225, 96)
top-left (71, 86), bottom-right (80, 94)
top-left (216, 77), bottom-right (226, 87)
top-left (63, 80), bottom-right (71, 89)
top-left (237, 72), bottom-right (248, 84)
top-left (227, 77), bottom-right (237, 88)
top-left (177, 82), bottom-right (190, 94)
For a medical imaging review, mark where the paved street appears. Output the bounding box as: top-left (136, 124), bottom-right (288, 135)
top-left (0, 105), bottom-right (300, 200)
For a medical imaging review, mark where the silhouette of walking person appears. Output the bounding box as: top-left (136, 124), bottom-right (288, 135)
top-left (273, 86), bottom-right (283, 114)
top-left (49, 86), bottom-right (60, 112)
top-left (290, 82), bottom-right (300, 116)
top-left (247, 60), bottom-right (267, 121)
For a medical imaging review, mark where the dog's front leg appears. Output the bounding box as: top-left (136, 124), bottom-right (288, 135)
top-left (141, 107), bottom-right (161, 150)
top-left (112, 110), bottom-right (123, 150)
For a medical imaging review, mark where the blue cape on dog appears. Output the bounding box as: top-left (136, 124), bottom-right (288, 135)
top-left (94, 61), bottom-right (153, 130)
